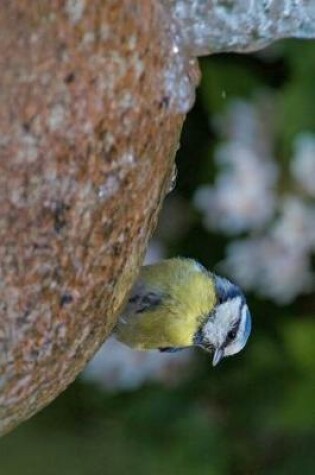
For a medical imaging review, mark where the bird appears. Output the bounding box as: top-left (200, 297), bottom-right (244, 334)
top-left (115, 257), bottom-right (251, 366)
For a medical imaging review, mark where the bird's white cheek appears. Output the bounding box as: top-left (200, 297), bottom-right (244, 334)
top-left (224, 339), bottom-right (247, 357)
top-left (203, 320), bottom-right (224, 348)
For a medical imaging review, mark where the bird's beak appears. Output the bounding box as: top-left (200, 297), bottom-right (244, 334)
top-left (212, 348), bottom-right (224, 366)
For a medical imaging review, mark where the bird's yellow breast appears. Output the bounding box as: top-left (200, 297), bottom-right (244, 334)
top-left (116, 258), bottom-right (217, 350)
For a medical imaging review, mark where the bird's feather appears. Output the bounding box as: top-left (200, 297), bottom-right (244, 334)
top-left (116, 258), bottom-right (216, 350)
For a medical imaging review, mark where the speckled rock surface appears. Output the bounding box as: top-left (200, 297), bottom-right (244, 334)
top-left (0, 0), bottom-right (197, 435)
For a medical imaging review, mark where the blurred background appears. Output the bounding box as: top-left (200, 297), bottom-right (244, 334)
top-left (0, 39), bottom-right (314, 474)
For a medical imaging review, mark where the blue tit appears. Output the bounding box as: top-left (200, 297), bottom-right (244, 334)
top-left (115, 258), bottom-right (251, 366)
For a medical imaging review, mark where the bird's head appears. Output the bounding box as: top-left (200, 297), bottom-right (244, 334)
top-left (195, 275), bottom-right (252, 366)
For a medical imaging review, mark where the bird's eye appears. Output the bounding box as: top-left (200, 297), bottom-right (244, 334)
top-left (227, 330), bottom-right (236, 341)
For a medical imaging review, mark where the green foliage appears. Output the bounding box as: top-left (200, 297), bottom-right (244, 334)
top-left (278, 41), bottom-right (315, 152)
top-left (200, 56), bottom-right (265, 114)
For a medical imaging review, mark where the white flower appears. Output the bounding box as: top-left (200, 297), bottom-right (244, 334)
top-left (194, 143), bottom-right (277, 234)
top-left (194, 97), bottom-right (315, 303)
top-left (216, 99), bottom-right (273, 158)
top-left (271, 195), bottom-right (315, 253)
top-left (291, 133), bottom-right (315, 197)
top-left (223, 237), bottom-right (314, 304)
top-left (82, 337), bottom-right (193, 392)
top-left (194, 98), bottom-right (278, 234)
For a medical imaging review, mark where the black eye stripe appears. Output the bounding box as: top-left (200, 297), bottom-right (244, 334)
top-left (194, 327), bottom-right (203, 346)
top-left (224, 318), bottom-right (241, 347)
top-left (227, 329), bottom-right (237, 340)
